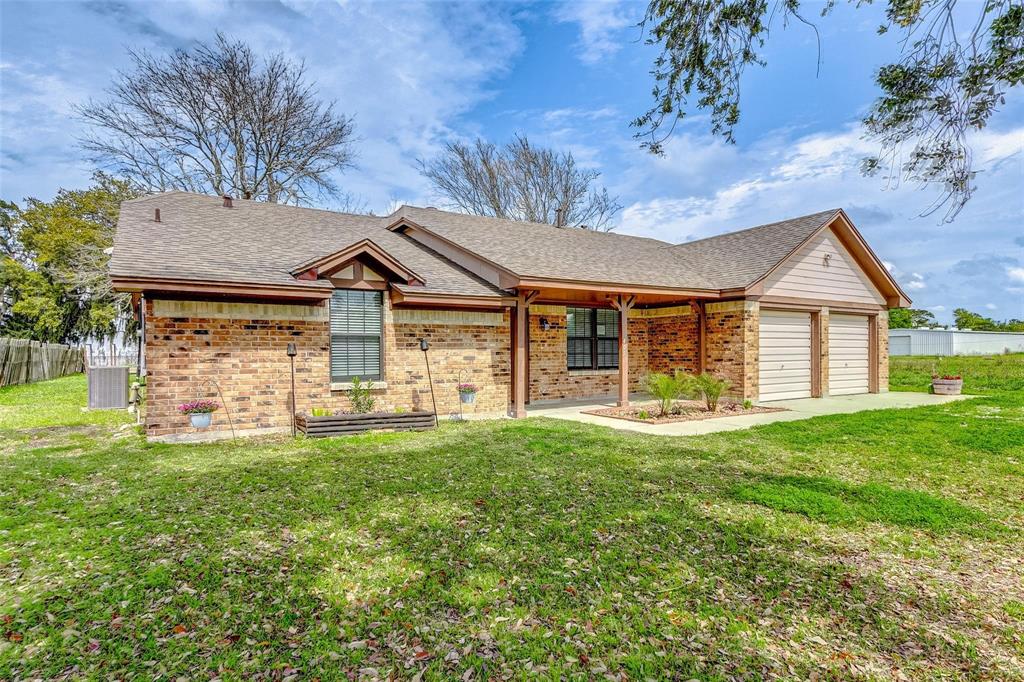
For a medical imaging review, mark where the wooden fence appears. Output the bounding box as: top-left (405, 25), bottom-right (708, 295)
top-left (0, 337), bottom-right (86, 387)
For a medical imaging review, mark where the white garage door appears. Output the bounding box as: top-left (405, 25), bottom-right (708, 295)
top-left (759, 310), bottom-right (812, 401)
top-left (829, 314), bottom-right (870, 395)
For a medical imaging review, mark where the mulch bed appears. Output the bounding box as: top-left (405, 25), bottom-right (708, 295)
top-left (584, 399), bottom-right (787, 424)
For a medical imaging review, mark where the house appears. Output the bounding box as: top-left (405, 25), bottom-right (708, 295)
top-left (110, 192), bottom-right (910, 440)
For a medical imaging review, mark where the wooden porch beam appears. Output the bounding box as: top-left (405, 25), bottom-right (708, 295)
top-left (513, 290), bottom-right (538, 418)
top-left (612, 294), bottom-right (637, 407)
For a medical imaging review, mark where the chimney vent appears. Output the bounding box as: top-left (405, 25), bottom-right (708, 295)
top-left (222, 195), bottom-right (233, 208)
top-left (154, 208), bottom-right (161, 222)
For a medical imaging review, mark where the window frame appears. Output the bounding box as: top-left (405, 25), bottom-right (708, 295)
top-left (566, 306), bottom-right (620, 371)
top-left (329, 289), bottom-right (384, 382)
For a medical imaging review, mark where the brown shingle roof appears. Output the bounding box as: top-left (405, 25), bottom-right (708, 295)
top-left (110, 192), bottom-right (508, 298)
top-left (391, 206), bottom-right (722, 290)
top-left (390, 205), bottom-right (840, 290)
top-left (111, 192), bottom-right (845, 297)
top-left (666, 209), bottom-right (841, 289)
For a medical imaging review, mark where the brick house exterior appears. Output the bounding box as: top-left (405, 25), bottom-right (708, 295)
top-left (111, 193), bottom-right (908, 440)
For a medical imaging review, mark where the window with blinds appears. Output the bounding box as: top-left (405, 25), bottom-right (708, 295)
top-left (330, 289), bottom-right (382, 381)
top-left (566, 307), bottom-right (619, 370)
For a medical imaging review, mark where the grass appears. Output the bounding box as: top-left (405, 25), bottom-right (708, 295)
top-left (1, 368), bottom-right (1023, 680)
top-left (890, 352), bottom-right (1024, 393)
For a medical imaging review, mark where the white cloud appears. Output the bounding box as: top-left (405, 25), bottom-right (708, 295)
top-left (553, 0), bottom-right (637, 64)
top-left (1008, 267), bottom-right (1024, 283)
top-left (0, 1), bottom-right (524, 210)
top-left (985, 303), bottom-right (998, 310)
top-left (929, 305), bottom-right (946, 312)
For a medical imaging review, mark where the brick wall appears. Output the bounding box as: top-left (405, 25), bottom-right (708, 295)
top-left (526, 306), bottom-right (649, 402)
top-left (143, 297), bottom-right (510, 439)
top-left (704, 300), bottom-right (759, 400)
top-left (645, 307), bottom-right (700, 375)
top-left (877, 313), bottom-right (889, 392)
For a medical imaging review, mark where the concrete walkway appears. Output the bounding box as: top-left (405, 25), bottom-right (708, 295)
top-left (526, 391), bottom-right (972, 436)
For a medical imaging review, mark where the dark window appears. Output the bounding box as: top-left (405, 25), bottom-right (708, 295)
top-left (566, 306), bottom-right (619, 370)
top-left (330, 290), bottom-right (382, 381)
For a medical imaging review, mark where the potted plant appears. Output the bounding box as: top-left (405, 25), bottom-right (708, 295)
top-left (458, 382), bottom-right (478, 404)
top-left (932, 374), bottom-right (963, 395)
top-left (177, 399), bottom-right (219, 428)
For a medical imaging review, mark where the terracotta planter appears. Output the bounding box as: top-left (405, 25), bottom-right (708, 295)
top-left (932, 378), bottom-right (963, 395)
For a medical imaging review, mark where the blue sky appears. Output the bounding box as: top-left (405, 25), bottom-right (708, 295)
top-left (1, 0), bottom-right (1022, 321)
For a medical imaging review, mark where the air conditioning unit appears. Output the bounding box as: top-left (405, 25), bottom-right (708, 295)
top-left (88, 366), bottom-right (130, 409)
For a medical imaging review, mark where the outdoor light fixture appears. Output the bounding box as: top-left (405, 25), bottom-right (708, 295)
top-left (540, 318), bottom-right (551, 331)
top-left (419, 338), bottom-right (438, 426)
top-left (286, 343), bottom-right (297, 436)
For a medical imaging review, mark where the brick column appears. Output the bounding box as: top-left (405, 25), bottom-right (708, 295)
top-left (704, 300), bottom-right (759, 400)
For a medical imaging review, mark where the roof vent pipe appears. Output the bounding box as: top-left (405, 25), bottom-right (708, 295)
top-left (222, 195), bottom-right (233, 208)
top-left (154, 208), bottom-right (161, 222)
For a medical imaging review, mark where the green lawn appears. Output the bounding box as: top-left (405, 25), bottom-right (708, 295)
top-left (889, 352), bottom-right (1024, 394)
top-left (1, 371), bottom-right (1023, 680)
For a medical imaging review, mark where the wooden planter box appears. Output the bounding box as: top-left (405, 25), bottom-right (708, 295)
top-left (295, 411), bottom-right (435, 437)
top-left (932, 378), bottom-right (963, 395)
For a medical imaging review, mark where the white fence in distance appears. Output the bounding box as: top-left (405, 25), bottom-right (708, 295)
top-left (0, 337), bottom-right (86, 387)
top-left (889, 328), bottom-right (1024, 356)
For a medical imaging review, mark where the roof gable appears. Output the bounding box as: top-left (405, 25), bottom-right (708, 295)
top-left (749, 210), bottom-right (910, 307)
top-left (763, 227), bottom-right (885, 305)
top-left (289, 238), bottom-right (424, 285)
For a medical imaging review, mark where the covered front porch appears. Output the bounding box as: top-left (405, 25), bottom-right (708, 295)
top-left (509, 284), bottom-right (759, 419)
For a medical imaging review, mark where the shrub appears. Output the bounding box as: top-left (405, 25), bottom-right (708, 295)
top-left (347, 377), bottom-right (376, 413)
top-left (742, 399), bottom-right (753, 410)
top-left (691, 373), bottom-right (732, 412)
top-left (310, 407), bottom-right (332, 417)
top-left (636, 409), bottom-right (651, 420)
top-left (643, 370), bottom-right (690, 416)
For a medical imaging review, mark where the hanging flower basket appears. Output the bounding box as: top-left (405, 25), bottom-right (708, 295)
top-left (178, 400), bottom-right (220, 428)
top-left (458, 383), bottom-right (478, 404)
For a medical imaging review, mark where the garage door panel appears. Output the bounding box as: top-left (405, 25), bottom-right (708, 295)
top-left (828, 314), bottom-right (869, 395)
top-left (759, 310), bottom-right (812, 401)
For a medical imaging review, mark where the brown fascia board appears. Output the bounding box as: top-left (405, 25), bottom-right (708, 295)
top-left (390, 288), bottom-right (516, 309)
top-left (289, 238), bottom-right (425, 285)
top-left (742, 209), bottom-right (911, 308)
top-left (829, 210), bottom-right (912, 307)
top-left (514, 277), bottom-right (718, 299)
top-left (111, 276), bottom-right (331, 301)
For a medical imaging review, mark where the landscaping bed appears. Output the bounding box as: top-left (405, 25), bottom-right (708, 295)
top-left (585, 399), bottom-right (786, 423)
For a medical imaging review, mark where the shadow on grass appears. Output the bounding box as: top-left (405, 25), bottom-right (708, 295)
top-left (731, 474), bottom-right (998, 536)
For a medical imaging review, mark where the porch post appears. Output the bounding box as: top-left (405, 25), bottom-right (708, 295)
top-left (691, 298), bottom-right (706, 374)
top-left (611, 295), bottom-right (636, 407)
top-left (513, 291), bottom-right (537, 418)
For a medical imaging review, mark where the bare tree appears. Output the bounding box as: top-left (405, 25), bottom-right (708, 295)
top-left (419, 135), bottom-right (622, 230)
top-left (633, 1), bottom-right (1024, 222)
top-left (78, 34), bottom-right (357, 204)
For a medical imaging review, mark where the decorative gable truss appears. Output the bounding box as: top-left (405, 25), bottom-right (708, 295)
top-left (290, 239), bottom-right (425, 290)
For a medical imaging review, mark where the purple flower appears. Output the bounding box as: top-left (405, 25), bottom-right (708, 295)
top-left (457, 383), bottom-right (478, 394)
top-left (177, 400), bottom-right (220, 414)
